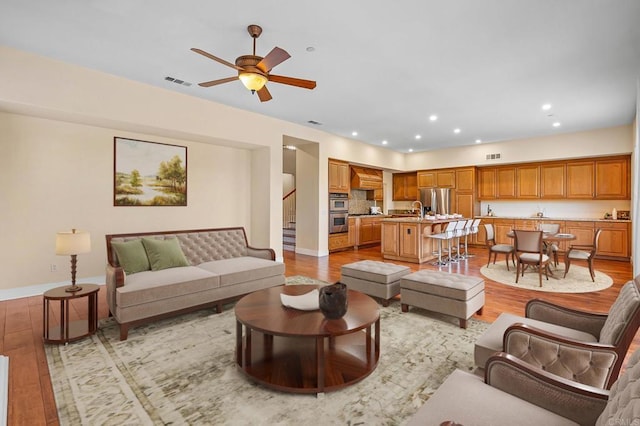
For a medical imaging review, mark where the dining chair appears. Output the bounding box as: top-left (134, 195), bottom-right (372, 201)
top-left (564, 228), bottom-right (602, 281)
top-left (514, 229), bottom-right (550, 287)
top-left (484, 223), bottom-right (515, 271)
top-left (539, 223), bottom-right (560, 266)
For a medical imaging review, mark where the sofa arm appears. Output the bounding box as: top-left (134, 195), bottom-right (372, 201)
top-left (105, 264), bottom-right (125, 317)
top-left (526, 299), bottom-right (607, 338)
top-left (246, 246), bottom-right (276, 261)
top-left (504, 324), bottom-right (619, 389)
top-left (485, 353), bottom-right (608, 425)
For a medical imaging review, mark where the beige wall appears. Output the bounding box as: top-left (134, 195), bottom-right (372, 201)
top-left (0, 112), bottom-right (255, 289)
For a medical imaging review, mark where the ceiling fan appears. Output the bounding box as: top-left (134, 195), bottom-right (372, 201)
top-left (191, 24), bottom-right (316, 102)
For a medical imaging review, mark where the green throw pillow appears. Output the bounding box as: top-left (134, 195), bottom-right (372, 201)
top-left (141, 237), bottom-right (190, 271)
top-left (111, 239), bottom-right (151, 275)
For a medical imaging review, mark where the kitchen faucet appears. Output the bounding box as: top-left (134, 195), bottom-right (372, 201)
top-left (412, 200), bottom-right (424, 219)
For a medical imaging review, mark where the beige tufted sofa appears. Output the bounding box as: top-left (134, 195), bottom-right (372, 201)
top-left (105, 227), bottom-right (285, 340)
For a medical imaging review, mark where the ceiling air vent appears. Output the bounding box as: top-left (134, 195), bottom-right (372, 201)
top-left (485, 153), bottom-right (501, 160)
top-left (164, 76), bottom-right (192, 87)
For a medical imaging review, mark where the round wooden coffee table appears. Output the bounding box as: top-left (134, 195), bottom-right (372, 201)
top-left (235, 285), bottom-right (380, 394)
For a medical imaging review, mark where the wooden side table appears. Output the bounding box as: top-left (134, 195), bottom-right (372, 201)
top-left (43, 284), bottom-right (99, 344)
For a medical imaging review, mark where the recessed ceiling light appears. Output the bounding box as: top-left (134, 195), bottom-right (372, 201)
top-left (475, 139), bottom-right (482, 144)
top-left (542, 103), bottom-right (552, 111)
top-left (408, 148), bottom-right (414, 152)
top-left (306, 46), bottom-right (315, 52)
top-left (382, 140), bottom-right (388, 145)
top-left (415, 134), bottom-right (421, 140)
top-left (429, 115), bottom-right (438, 121)
top-left (283, 145), bottom-right (297, 150)
top-left (552, 122), bottom-right (561, 127)
top-left (454, 128), bottom-right (461, 134)
top-left (352, 131), bottom-right (358, 136)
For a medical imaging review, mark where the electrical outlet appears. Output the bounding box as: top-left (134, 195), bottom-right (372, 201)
top-left (50, 264), bottom-right (57, 272)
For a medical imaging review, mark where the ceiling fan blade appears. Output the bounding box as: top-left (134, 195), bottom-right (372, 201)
top-left (191, 48), bottom-right (243, 71)
top-left (268, 74), bottom-right (317, 90)
top-left (257, 86), bottom-right (273, 102)
top-left (257, 47), bottom-right (290, 72)
top-left (198, 76), bottom-right (238, 87)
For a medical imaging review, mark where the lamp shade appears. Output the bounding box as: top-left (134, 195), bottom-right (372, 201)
top-left (239, 72), bottom-right (268, 92)
top-left (55, 230), bottom-right (91, 255)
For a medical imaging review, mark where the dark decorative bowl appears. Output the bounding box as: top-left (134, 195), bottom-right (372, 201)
top-left (319, 282), bottom-right (348, 319)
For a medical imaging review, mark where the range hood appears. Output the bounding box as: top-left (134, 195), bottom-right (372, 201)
top-left (350, 166), bottom-right (383, 190)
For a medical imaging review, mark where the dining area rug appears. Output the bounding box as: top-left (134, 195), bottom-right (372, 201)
top-left (480, 262), bottom-right (613, 293)
top-left (45, 278), bottom-right (489, 425)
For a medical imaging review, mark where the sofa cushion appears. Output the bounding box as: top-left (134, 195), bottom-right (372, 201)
top-left (407, 369), bottom-right (578, 426)
top-left (142, 237), bottom-right (190, 271)
top-left (111, 239), bottom-right (150, 274)
top-left (198, 257), bottom-right (285, 287)
top-left (117, 266), bottom-right (220, 307)
top-left (599, 280), bottom-right (640, 344)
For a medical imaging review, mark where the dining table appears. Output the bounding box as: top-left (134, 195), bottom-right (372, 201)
top-left (506, 230), bottom-right (577, 279)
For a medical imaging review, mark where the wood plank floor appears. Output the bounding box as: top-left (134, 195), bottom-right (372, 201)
top-left (0, 245), bottom-right (635, 425)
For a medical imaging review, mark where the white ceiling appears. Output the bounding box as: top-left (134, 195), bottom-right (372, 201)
top-left (1, 1), bottom-right (639, 153)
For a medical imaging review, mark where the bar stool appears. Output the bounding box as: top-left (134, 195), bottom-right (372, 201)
top-left (453, 220), bottom-right (468, 260)
top-left (466, 219), bottom-right (481, 258)
top-left (459, 219), bottom-right (475, 258)
top-left (441, 221), bottom-right (459, 263)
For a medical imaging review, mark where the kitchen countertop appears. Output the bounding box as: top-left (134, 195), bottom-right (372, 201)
top-left (382, 217), bottom-right (469, 224)
top-left (348, 214), bottom-right (391, 218)
top-left (475, 215), bottom-right (631, 223)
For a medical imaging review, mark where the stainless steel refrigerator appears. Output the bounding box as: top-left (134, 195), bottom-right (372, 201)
top-left (420, 188), bottom-right (451, 215)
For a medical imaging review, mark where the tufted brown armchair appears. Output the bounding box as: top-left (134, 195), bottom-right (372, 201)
top-left (475, 277), bottom-right (640, 389)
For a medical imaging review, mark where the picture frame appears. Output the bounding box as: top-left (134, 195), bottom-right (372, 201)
top-left (113, 137), bottom-right (187, 206)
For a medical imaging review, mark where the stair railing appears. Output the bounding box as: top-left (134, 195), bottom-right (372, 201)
top-left (282, 189), bottom-right (296, 229)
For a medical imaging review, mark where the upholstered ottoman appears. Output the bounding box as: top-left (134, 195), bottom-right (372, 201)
top-left (400, 270), bottom-right (484, 328)
top-left (340, 260), bottom-right (411, 306)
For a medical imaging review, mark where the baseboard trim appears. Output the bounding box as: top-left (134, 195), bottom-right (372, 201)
top-left (295, 247), bottom-right (328, 257)
top-left (0, 276), bottom-right (105, 301)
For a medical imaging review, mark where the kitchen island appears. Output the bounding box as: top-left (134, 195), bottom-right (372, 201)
top-left (380, 217), bottom-right (468, 264)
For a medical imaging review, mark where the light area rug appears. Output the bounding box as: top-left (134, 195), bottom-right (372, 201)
top-left (45, 278), bottom-right (489, 425)
top-left (480, 262), bottom-right (613, 293)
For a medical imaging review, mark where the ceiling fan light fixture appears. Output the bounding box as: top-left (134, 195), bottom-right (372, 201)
top-left (239, 72), bottom-right (268, 92)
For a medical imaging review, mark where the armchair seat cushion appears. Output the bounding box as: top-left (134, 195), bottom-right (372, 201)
top-left (491, 244), bottom-right (514, 253)
top-left (475, 312), bottom-right (597, 368)
top-left (567, 250), bottom-right (591, 260)
top-left (407, 369), bottom-right (578, 426)
top-left (519, 253), bottom-right (550, 263)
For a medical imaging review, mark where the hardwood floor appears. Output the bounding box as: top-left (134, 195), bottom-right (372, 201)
top-left (0, 245), bottom-right (635, 425)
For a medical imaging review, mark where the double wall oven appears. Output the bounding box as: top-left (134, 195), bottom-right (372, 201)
top-left (329, 193), bottom-right (349, 234)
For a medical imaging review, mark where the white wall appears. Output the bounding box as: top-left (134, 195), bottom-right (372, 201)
top-left (0, 112), bottom-right (254, 289)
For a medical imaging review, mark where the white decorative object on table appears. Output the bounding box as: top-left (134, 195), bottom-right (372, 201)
top-left (280, 289), bottom-right (320, 310)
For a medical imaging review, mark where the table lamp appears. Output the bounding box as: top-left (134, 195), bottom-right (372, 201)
top-left (55, 229), bottom-right (91, 292)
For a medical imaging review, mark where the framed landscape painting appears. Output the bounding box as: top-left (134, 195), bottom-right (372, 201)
top-left (114, 137), bottom-right (187, 206)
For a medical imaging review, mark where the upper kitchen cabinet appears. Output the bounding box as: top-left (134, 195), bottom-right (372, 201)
top-left (566, 161), bottom-right (594, 199)
top-left (328, 159), bottom-right (350, 193)
top-left (456, 168), bottom-right (475, 193)
top-left (393, 172), bottom-right (418, 201)
top-left (540, 163), bottom-right (566, 199)
top-left (351, 166), bottom-right (383, 190)
top-left (595, 156), bottom-right (630, 199)
top-left (477, 168), bottom-right (496, 199)
top-left (496, 167), bottom-right (516, 199)
top-left (417, 170), bottom-right (456, 188)
top-left (516, 165), bottom-right (539, 199)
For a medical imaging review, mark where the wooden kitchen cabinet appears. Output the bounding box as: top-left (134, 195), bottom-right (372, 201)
top-left (328, 232), bottom-right (351, 252)
top-left (477, 168), bottom-right (496, 199)
top-left (493, 219), bottom-right (515, 245)
top-left (516, 165), bottom-right (539, 199)
top-left (399, 223), bottom-right (420, 257)
top-left (381, 222), bottom-right (399, 257)
top-left (456, 168), bottom-right (475, 192)
top-left (393, 172), bottom-right (418, 201)
top-left (417, 169), bottom-right (455, 188)
top-left (474, 218), bottom-right (492, 245)
top-left (328, 159), bottom-right (350, 193)
top-left (496, 167), bottom-right (517, 199)
top-left (595, 157), bottom-right (630, 199)
top-left (597, 221), bottom-right (630, 259)
top-left (366, 188), bottom-right (384, 201)
top-left (564, 221), bottom-right (595, 247)
top-left (540, 163), bottom-right (566, 198)
top-left (348, 217), bottom-right (357, 246)
top-left (566, 161), bottom-right (594, 199)
top-left (454, 192), bottom-right (475, 219)
top-left (358, 217), bottom-right (382, 246)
